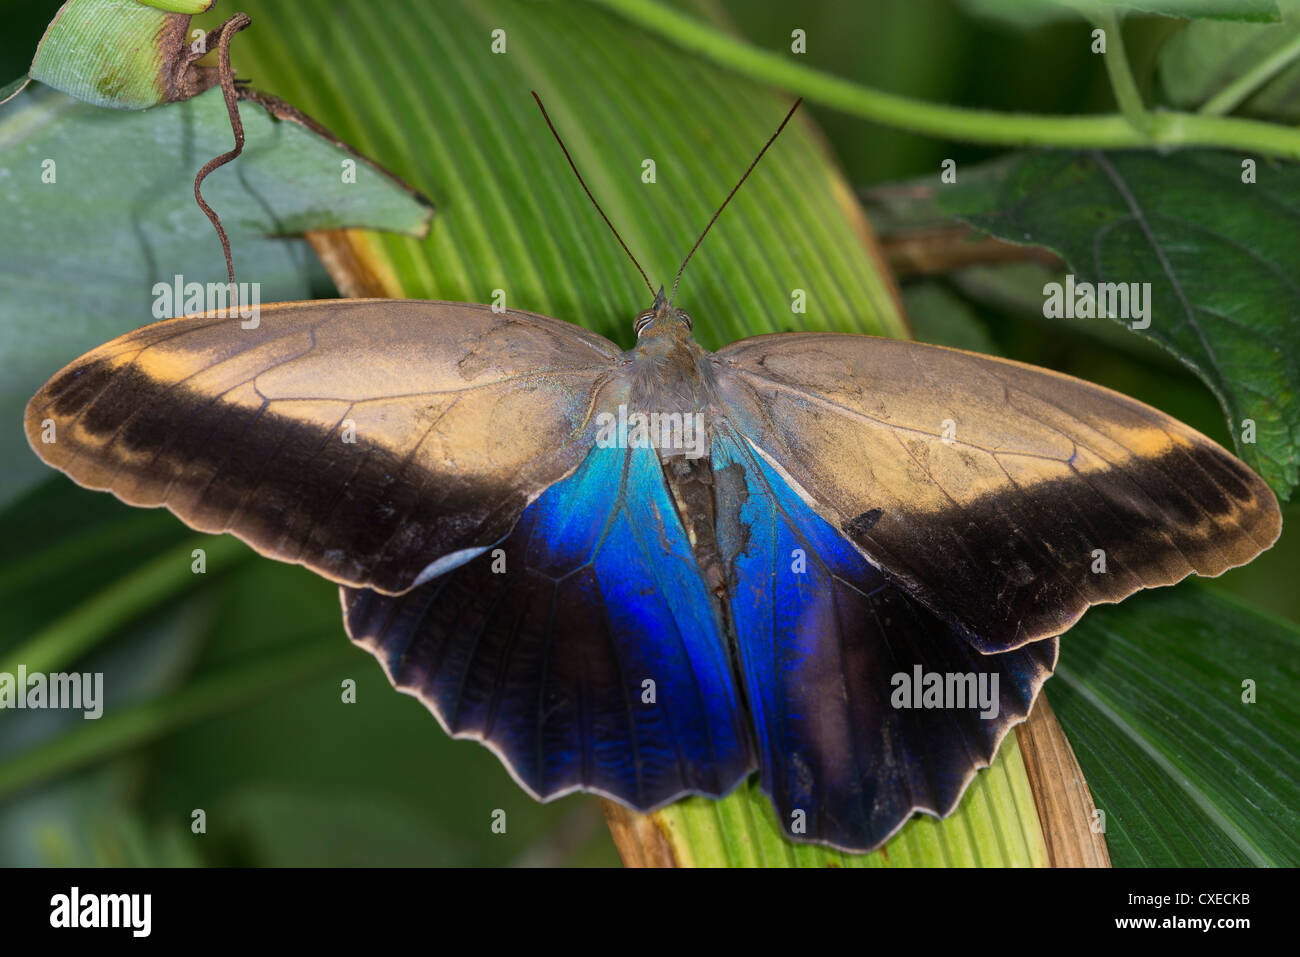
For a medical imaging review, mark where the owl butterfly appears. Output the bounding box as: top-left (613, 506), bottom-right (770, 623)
top-left (25, 94), bottom-right (1280, 854)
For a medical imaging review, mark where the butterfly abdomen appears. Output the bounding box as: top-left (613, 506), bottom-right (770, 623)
top-left (661, 455), bottom-right (728, 594)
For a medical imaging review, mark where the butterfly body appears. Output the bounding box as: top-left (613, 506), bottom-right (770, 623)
top-left (26, 295), bottom-right (1281, 851)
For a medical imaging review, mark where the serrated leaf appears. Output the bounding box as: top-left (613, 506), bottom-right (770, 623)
top-left (942, 150), bottom-right (1300, 501)
top-left (0, 80), bottom-right (432, 508)
top-left (1052, 584), bottom-right (1300, 865)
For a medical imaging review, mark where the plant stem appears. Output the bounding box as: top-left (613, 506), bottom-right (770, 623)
top-left (0, 535), bottom-right (250, 678)
top-left (590, 0), bottom-right (1300, 159)
top-left (1094, 8), bottom-right (1151, 134)
top-left (1200, 30), bottom-right (1300, 116)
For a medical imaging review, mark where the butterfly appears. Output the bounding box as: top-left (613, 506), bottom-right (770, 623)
top-left (22, 95), bottom-right (1281, 853)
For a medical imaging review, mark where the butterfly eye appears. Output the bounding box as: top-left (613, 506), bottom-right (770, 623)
top-left (677, 310), bottom-right (693, 331)
top-left (633, 311), bottom-right (655, 336)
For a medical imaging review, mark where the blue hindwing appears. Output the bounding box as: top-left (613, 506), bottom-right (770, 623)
top-left (712, 430), bottom-right (1058, 851)
top-left (344, 443), bottom-right (755, 809)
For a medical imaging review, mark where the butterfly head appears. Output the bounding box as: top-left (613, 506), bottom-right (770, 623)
top-left (634, 286), bottom-right (693, 339)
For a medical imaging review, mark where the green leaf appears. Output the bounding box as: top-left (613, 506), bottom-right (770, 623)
top-left (903, 281), bottom-right (1003, 354)
top-left (138, 1), bottom-right (216, 13)
top-left (206, 0), bottom-right (1054, 866)
top-left (651, 739), bottom-right (1047, 866)
top-left (1158, 0), bottom-right (1300, 119)
top-left (0, 77), bottom-right (29, 106)
top-left (30, 0), bottom-right (192, 109)
top-left (1052, 584), bottom-right (1300, 865)
top-left (0, 632), bottom-right (351, 803)
top-left (957, 0), bottom-right (1280, 26)
top-left (941, 150), bottom-right (1300, 501)
top-left (212, 0), bottom-right (905, 349)
top-left (0, 80), bottom-right (431, 508)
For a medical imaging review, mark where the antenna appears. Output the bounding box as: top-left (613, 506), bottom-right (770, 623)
top-left (532, 91), bottom-right (654, 296)
top-left (670, 97), bottom-right (803, 305)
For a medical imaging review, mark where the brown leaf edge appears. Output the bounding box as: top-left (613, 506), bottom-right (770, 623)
top-left (860, 180), bottom-right (1063, 279)
top-left (1017, 693), bottom-right (1112, 867)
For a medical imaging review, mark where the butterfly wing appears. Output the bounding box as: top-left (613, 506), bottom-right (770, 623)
top-left (343, 443), bottom-right (756, 808)
top-left (25, 299), bottom-right (620, 594)
top-left (713, 333), bottom-right (1281, 653)
top-left (712, 428), bottom-right (1058, 850)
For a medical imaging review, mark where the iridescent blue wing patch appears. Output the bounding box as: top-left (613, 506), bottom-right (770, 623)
top-left (712, 429), bottom-right (1058, 851)
top-left (343, 443), bottom-right (756, 809)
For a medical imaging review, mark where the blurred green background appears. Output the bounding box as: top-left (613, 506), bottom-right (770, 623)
top-left (0, 0), bottom-right (1294, 867)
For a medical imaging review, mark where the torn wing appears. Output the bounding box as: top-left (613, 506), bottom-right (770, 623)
top-left (25, 299), bottom-right (620, 594)
top-left (712, 333), bottom-right (1281, 652)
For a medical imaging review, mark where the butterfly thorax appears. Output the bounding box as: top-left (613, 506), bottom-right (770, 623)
top-left (611, 304), bottom-right (721, 458)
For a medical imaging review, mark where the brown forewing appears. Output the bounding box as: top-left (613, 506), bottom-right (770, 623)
top-left (712, 332), bottom-right (1282, 652)
top-left (24, 299), bottom-right (621, 594)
